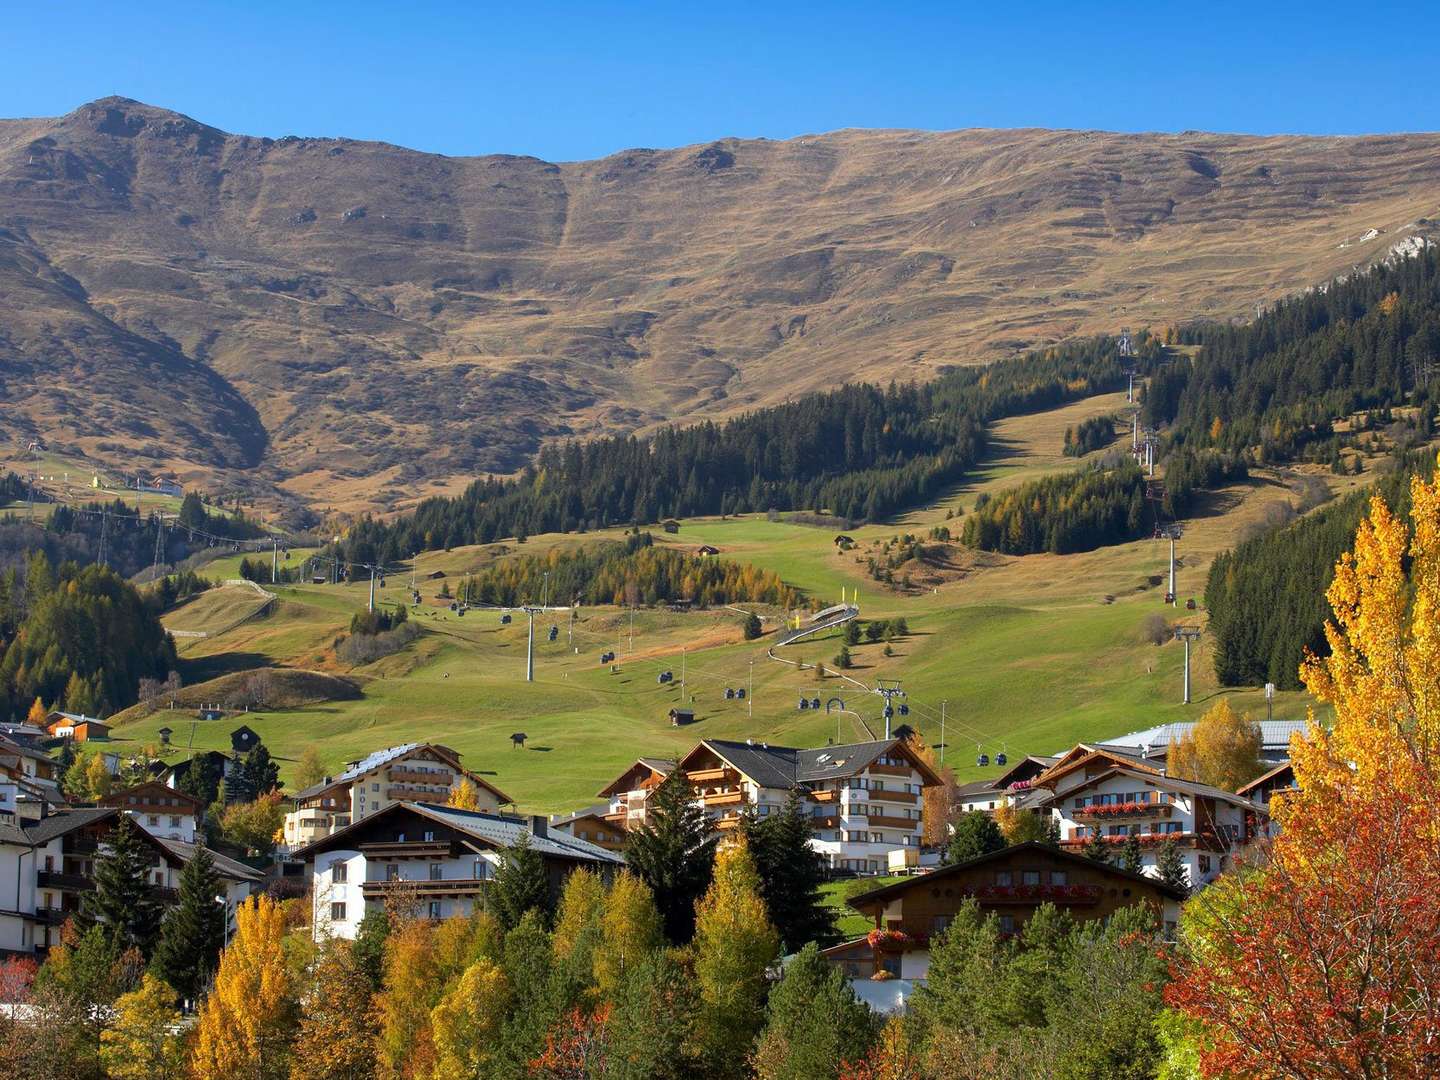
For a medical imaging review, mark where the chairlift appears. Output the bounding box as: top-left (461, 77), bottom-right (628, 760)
top-left (457, 607), bottom-right (465, 617)
top-left (996, 752), bottom-right (1008, 767)
top-left (724, 688), bottom-right (735, 700)
top-left (898, 703), bottom-right (909, 716)
top-left (798, 698), bottom-right (810, 710)
top-left (548, 625), bottom-right (559, 642)
top-left (811, 697), bottom-right (821, 710)
top-left (450, 602), bottom-right (459, 612)
top-left (977, 753), bottom-right (990, 767)
top-left (500, 613), bottom-right (512, 624)
top-left (736, 688), bottom-right (746, 699)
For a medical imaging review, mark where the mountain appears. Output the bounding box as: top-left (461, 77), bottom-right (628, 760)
top-left (2, 97), bottom-right (1439, 514)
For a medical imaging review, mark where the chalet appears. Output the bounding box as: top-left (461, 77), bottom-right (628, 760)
top-left (695, 545), bottom-right (720, 557)
top-left (668, 707), bottom-right (696, 727)
top-left (282, 742), bottom-right (512, 849)
top-left (597, 758), bottom-right (675, 832)
top-left (162, 750), bottom-right (237, 793)
top-left (843, 843), bottom-right (1187, 981)
top-left (0, 734), bottom-right (67, 814)
top-left (1099, 719), bottom-right (1307, 766)
top-left (99, 781), bottom-right (203, 842)
top-left (44, 712), bottom-right (111, 743)
top-left (295, 801), bottom-right (624, 940)
top-left (1236, 760), bottom-right (1296, 807)
top-left (601, 738), bottom-right (943, 873)
top-left (550, 807), bottom-right (628, 852)
top-left (0, 806), bottom-right (262, 955)
top-left (954, 754), bottom-right (1059, 814)
top-left (230, 725), bottom-right (261, 754)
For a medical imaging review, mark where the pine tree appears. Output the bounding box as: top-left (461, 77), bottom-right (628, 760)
top-left (352, 909), bottom-right (391, 991)
top-left (241, 743), bottom-right (281, 797)
top-left (1155, 839), bottom-right (1188, 897)
top-left (624, 767), bottom-right (717, 944)
top-left (150, 845), bottom-right (224, 1006)
top-left (745, 791), bottom-right (834, 951)
top-left (742, 611), bottom-right (763, 640)
top-left (834, 645), bottom-right (853, 669)
top-left (1118, 833), bottom-right (1143, 875)
top-left (488, 831), bottom-right (551, 930)
top-left (606, 949), bottom-right (700, 1080)
top-left (82, 815), bottom-right (162, 955)
top-left (946, 810), bottom-right (1004, 864)
top-left (1082, 825), bottom-right (1112, 865)
top-left (753, 942), bottom-right (876, 1080)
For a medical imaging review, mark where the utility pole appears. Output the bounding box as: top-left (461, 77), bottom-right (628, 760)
top-left (1175, 626), bottom-right (1201, 704)
top-left (681, 648), bottom-right (686, 700)
top-left (875, 680), bottom-right (905, 740)
top-left (368, 566), bottom-right (376, 613)
top-left (568, 603), bottom-right (574, 647)
top-left (629, 607), bottom-right (634, 654)
top-left (272, 539), bottom-right (278, 585)
top-left (748, 659), bottom-right (753, 721)
top-left (1265, 682), bottom-right (1275, 723)
top-left (526, 608), bottom-right (535, 682)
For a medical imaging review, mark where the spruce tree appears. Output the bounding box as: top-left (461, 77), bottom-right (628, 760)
top-left (624, 767), bottom-right (717, 944)
top-left (241, 743), bottom-right (281, 797)
top-left (1118, 833), bottom-right (1143, 875)
top-left (150, 845), bottom-right (225, 1005)
top-left (1082, 826), bottom-right (1112, 865)
top-left (487, 831), bottom-right (551, 930)
top-left (82, 815), bottom-right (162, 955)
top-left (352, 909), bottom-right (391, 991)
top-left (946, 810), bottom-right (1004, 864)
top-left (1155, 839), bottom-right (1189, 897)
top-left (746, 791), bottom-right (835, 952)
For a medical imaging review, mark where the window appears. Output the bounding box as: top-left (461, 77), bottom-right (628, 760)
top-left (995, 871), bottom-right (1013, 886)
top-left (397, 832), bottom-right (406, 842)
top-left (427, 901), bottom-right (442, 920)
top-left (1050, 870), bottom-right (1067, 886)
top-left (423, 830), bottom-right (435, 842)
top-left (170, 816), bottom-right (181, 827)
top-left (998, 915), bottom-right (1015, 934)
top-left (332, 862), bottom-right (348, 883)
top-left (372, 783), bottom-right (380, 792)
top-left (869, 832), bottom-right (883, 844)
top-left (147, 815), bottom-right (159, 826)
top-left (429, 864), bottom-right (443, 881)
top-left (330, 902), bottom-right (347, 921)
top-left (1199, 854), bottom-right (1212, 875)
top-left (1021, 871), bottom-right (1041, 886)
top-left (386, 864), bottom-right (400, 881)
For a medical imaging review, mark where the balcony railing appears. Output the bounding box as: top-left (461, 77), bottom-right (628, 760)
top-left (361, 878), bottom-right (490, 899)
top-left (1074, 802), bottom-right (1174, 820)
top-left (809, 789), bottom-right (839, 803)
top-left (1062, 830), bottom-right (1219, 850)
top-left (868, 788), bottom-right (918, 805)
top-left (701, 790), bottom-right (744, 806)
top-left (864, 813), bottom-right (920, 830)
top-left (687, 767), bottom-right (739, 784)
top-left (37, 870), bottom-right (89, 890)
top-left (358, 840), bottom-right (457, 860)
top-left (867, 763), bottom-right (914, 778)
top-left (33, 907), bottom-right (70, 926)
top-left (390, 768), bottom-right (453, 786)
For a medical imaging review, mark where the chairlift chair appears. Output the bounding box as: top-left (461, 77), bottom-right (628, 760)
top-left (996, 752), bottom-right (1008, 767)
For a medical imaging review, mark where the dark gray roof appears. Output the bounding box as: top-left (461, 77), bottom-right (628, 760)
top-left (701, 738), bottom-right (907, 789)
top-left (18, 807), bottom-right (117, 845)
top-left (156, 838), bottom-right (265, 883)
top-left (550, 804), bottom-right (614, 828)
top-left (637, 758), bottom-right (675, 775)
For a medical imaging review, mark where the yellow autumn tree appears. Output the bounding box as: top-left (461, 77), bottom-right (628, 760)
top-left (26, 697), bottom-right (47, 727)
top-left (99, 973), bottom-right (186, 1080)
top-left (593, 870), bottom-right (664, 995)
top-left (374, 917), bottom-right (441, 1079)
top-left (552, 867), bottom-right (605, 963)
top-left (429, 957), bottom-right (510, 1078)
top-left (445, 778), bottom-right (482, 810)
top-left (692, 836), bottom-right (780, 1070)
top-left (1166, 698), bottom-right (1264, 791)
top-left (191, 895), bottom-right (296, 1080)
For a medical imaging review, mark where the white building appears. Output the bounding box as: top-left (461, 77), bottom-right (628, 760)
top-left (0, 807), bottom-right (262, 954)
top-left (294, 801), bottom-right (624, 940)
top-left (599, 738), bottom-right (942, 875)
top-left (283, 742), bottom-right (513, 850)
top-left (99, 780), bottom-right (201, 842)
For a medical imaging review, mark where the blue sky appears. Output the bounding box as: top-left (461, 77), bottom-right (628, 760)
top-left (3, 1), bottom-right (1435, 160)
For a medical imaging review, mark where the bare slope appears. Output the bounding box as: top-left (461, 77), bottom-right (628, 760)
top-left (2, 97), bottom-right (1439, 510)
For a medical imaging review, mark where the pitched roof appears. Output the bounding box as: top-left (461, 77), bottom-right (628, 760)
top-left (845, 840), bottom-right (1190, 907)
top-left (290, 743), bottom-right (513, 805)
top-left (1235, 760), bottom-right (1296, 797)
top-left (154, 838), bottom-right (265, 883)
top-left (691, 737), bottom-right (944, 789)
top-left (550, 804), bottom-right (616, 829)
top-left (1059, 765), bottom-right (1269, 812)
top-left (20, 807), bottom-right (118, 845)
top-left (99, 780), bottom-right (203, 810)
top-left (596, 758), bottom-right (676, 798)
top-left (292, 801), bottom-right (625, 865)
top-left (1097, 719), bottom-right (1309, 755)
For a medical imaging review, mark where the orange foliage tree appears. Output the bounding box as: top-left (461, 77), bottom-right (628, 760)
top-left (1168, 466), bottom-right (1440, 1077)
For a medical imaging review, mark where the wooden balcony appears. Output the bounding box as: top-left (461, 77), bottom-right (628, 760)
top-left (868, 763), bottom-right (914, 778)
top-left (813, 815), bottom-right (839, 829)
top-left (702, 790), bottom-right (744, 806)
top-left (714, 814), bottom-right (742, 830)
top-left (37, 870), bottom-right (89, 891)
top-left (687, 767), bottom-right (739, 784)
top-left (809, 789), bottom-right (838, 803)
top-left (358, 840), bottom-right (458, 860)
top-left (362, 878), bottom-right (490, 899)
top-left (869, 788), bottom-right (917, 805)
top-left (390, 768), bottom-right (452, 786)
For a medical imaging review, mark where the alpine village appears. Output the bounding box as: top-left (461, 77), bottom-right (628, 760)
top-left (1, 16), bottom-right (1439, 1080)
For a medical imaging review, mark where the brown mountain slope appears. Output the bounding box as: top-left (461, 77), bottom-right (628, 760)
top-left (2, 97), bottom-right (1439, 513)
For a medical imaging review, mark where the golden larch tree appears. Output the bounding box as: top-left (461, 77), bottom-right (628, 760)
top-left (1166, 698), bottom-right (1263, 791)
top-left (191, 895), bottom-right (296, 1080)
top-left (429, 957), bottom-right (510, 1078)
top-left (99, 973), bottom-right (186, 1080)
top-left (593, 871), bottom-right (664, 995)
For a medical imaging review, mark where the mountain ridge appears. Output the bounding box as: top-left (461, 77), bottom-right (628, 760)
top-left (2, 97), bottom-right (1439, 514)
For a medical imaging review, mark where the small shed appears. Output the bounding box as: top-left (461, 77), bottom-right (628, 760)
top-left (669, 708), bottom-right (696, 727)
top-left (695, 545), bottom-right (720, 557)
top-left (661, 519), bottom-right (681, 534)
top-left (426, 570), bottom-right (447, 580)
top-left (230, 725), bottom-right (260, 754)
top-left (157, 726), bottom-right (173, 747)
top-left (833, 534), bottom-right (855, 547)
